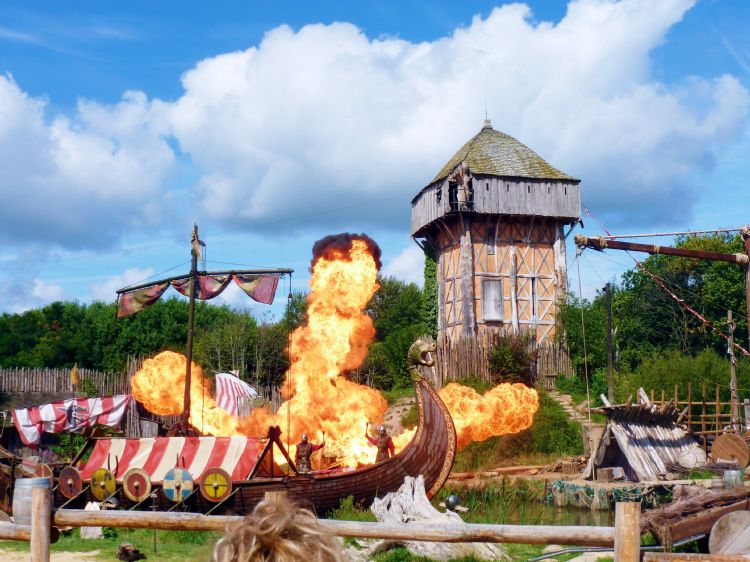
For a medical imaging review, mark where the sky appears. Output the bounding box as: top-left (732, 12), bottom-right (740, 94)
top-left (1, 0), bottom-right (749, 318)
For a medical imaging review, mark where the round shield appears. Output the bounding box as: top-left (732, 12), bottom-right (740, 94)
top-left (34, 464), bottom-right (53, 479)
top-left (122, 468), bottom-right (151, 503)
top-left (162, 467), bottom-right (193, 503)
top-left (59, 467), bottom-right (83, 499)
top-left (90, 468), bottom-right (116, 501)
top-left (199, 467), bottom-right (232, 502)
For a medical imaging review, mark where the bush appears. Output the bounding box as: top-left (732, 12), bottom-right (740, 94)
top-left (326, 496), bottom-right (376, 522)
top-left (614, 349), bottom-right (750, 403)
top-left (555, 368), bottom-right (608, 407)
top-left (487, 333), bottom-right (536, 386)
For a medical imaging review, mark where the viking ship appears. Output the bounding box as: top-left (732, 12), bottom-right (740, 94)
top-left (0, 227), bottom-right (456, 515)
top-left (46, 371), bottom-right (455, 514)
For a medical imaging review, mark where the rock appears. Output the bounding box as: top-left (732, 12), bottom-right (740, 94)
top-left (542, 544), bottom-right (563, 554)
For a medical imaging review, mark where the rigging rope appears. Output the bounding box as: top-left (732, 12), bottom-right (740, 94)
top-left (582, 208), bottom-right (750, 357)
top-left (575, 256), bottom-right (594, 453)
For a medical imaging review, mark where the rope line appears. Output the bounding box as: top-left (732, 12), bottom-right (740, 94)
top-left (582, 207), bottom-right (750, 358)
top-left (575, 256), bottom-right (594, 453)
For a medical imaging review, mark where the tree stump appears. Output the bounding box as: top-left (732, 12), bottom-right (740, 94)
top-left (346, 475), bottom-right (509, 561)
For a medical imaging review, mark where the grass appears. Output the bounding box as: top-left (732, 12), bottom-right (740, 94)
top-left (0, 528), bottom-right (219, 561)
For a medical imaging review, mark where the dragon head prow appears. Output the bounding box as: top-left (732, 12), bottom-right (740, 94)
top-left (407, 337), bottom-right (437, 375)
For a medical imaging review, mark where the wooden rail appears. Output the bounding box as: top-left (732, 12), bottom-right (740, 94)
top-left (0, 480), bottom-right (643, 562)
top-left (52, 509), bottom-right (615, 546)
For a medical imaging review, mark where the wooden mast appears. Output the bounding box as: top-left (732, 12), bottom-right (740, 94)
top-left (182, 224), bottom-right (202, 431)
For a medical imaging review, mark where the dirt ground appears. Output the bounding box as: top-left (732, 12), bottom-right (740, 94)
top-left (0, 549), bottom-right (100, 561)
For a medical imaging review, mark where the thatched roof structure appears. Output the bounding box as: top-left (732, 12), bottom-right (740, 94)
top-left (430, 120), bottom-right (577, 184)
top-left (584, 390), bottom-right (704, 482)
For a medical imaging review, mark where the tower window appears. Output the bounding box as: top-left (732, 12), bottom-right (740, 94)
top-left (482, 279), bottom-right (503, 321)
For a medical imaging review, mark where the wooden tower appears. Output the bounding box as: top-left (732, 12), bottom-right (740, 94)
top-left (411, 120), bottom-right (581, 343)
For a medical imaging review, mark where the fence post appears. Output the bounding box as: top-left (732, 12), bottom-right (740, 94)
top-left (614, 502), bottom-right (640, 562)
top-left (30, 477), bottom-right (51, 562)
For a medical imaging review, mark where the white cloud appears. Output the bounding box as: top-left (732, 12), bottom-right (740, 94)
top-left (31, 278), bottom-right (65, 303)
top-left (165, 0), bottom-right (748, 231)
top-left (90, 267), bottom-right (155, 302)
top-left (0, 76), bottom-right (175, 250)
top-left (2, 0), bottom-right (749, 262)
top-left (382, 244), bottom-right (425, 288)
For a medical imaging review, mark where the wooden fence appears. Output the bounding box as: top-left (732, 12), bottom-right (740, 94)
top-left (422, 332), bottom-right (574, 391)
top-left (0, 367), bottom-right (129, 395)
top-left (648, 383), bottom-right (748, 452)
top-left (0, 360), bottom-right (284, 438)
top-left (1, 480), bottom-right (643, 562)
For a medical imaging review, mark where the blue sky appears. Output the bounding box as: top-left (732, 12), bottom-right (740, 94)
top-left (1, 0), bottom-right (749, 317)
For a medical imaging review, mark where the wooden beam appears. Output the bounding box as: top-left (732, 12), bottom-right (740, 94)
top-left (52, 510), bottom-right (616, 547)
top-left (575, 235), bottom-right (749, 265)
top-left (0, 521), bottom-right (31, 541)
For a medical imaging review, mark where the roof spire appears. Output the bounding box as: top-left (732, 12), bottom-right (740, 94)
top-left (483, 101), bottom-right (491, 129)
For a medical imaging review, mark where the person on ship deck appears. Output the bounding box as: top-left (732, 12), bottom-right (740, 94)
top-left (365, 425), bottom-right (395, 463)
top-left (295, 433), bottom-right (324, 473)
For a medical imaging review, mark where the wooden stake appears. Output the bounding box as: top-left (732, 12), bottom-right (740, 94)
top-left (614, 502), bottom-right (640, 562)
top-left (702, 383), bottom-right (707, 452)
top-left (30, 477), bottom-right (51, 562)
top-left (728, 310), bottom-right (739, 426)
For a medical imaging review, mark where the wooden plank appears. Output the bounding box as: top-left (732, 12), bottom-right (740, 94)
top-left (668, 500), bottom-right (750, 544)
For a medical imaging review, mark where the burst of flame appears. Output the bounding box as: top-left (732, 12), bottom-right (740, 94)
top-left (439, 382), bottom-right (539, 449)
top-left (131, 235), bottom-right (539, 469)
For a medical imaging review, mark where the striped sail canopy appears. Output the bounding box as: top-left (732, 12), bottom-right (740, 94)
top-left (80, 436), bottom-right (264, 483)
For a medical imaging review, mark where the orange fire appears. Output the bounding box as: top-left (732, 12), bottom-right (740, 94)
top-left (131, 234), bottom-right (538, 468)
top-left (439, 382), bottom-right (539, 449)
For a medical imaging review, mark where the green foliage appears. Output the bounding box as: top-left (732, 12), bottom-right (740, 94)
top-left (687, 469), bottom-right (716, 480)
top-left (487, 333), bottom-right (536, 386)
top-left (326, 495), bottom-right (376, 522)
top-left (420, 244), bottom-right (438, 338)
top-left (380, 385), bottom-right (415, 405)
top-left (0, 527), bottom-right (219, 560)
top-left (554, 368), bottom-right (608, 407)
top-left (400, 403), bottom-right (419, 430)
top-left (560, 233), bottom-right (748, 376)
top-left (79, 378), bottom-right (99, 398)
top-left (363, 276), bottom-right (428, 390)
top-left (102, 527), bottom-right (118, 539)
top-left (434, 478), bottom-right (546, 525)
top-left (529, 391), bottom-right (584, 455)
top-left (50, 433), bottom-right (89, 461)
top-left (613, 349), bottom-right (750, 403)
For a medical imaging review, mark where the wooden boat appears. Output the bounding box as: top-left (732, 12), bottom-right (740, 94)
top-left (38, 371), bottom-right (455, 515)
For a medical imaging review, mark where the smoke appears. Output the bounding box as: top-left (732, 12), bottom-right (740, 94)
top-left (311, 233), bottom-right (382, 271)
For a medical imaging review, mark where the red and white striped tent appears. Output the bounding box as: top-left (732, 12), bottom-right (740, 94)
top-left (80, 436), bottom-right (266, 483)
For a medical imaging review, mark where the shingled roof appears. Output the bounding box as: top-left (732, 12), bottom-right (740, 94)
top-left (431, 120), bottom-right (577, 184)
